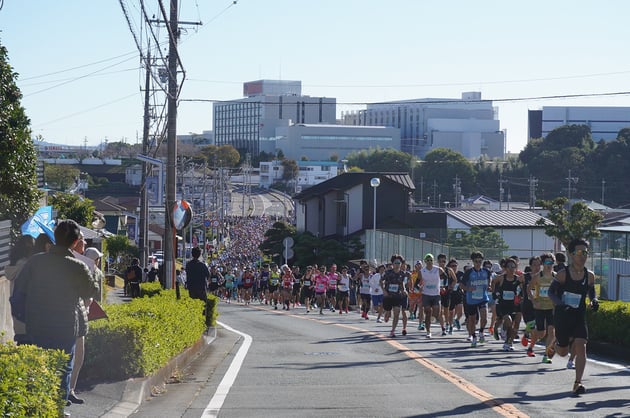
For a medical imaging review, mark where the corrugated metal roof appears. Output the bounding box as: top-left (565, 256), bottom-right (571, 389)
top-left (446, 210), bottom-right (550, 227)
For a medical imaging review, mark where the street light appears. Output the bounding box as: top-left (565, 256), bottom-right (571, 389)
top-left (370, 177), bottom-right (380, 264)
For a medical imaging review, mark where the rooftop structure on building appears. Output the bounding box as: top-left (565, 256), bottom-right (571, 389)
top-left (214, 80), bottom-right (337, 158)
top-left (340, 91), bottom-right (505, 160)
top-left (528, 106), bottom-right (630, 141)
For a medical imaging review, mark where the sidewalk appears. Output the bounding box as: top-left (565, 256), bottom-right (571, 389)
top-left (65, 286), bottom-right (216, 418)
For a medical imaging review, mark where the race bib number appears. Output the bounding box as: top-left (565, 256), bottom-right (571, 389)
top-left (472, 288), bottom-right (484, 300)
top-left (361, 284), bottom-right (371, 292)
top-left (563, 291), bottom-right (581, 308)
top-left (271, 279), bottom-right (279, 286)
top-left (316, 283), bottom-right (326, 291)
top-left (539, 287), bottom-right (549, 297)
top-left (303, 280), bottom-right (311, 286)
top-left (502, 290), bottom-right (515, 301)
top-left (388, 284), bottom-right (399, 292)
top-left (425, 283), bottom-right (437, 291)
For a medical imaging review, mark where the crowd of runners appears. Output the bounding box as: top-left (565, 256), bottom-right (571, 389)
top-left (181, 217), bottom-right (599, 397)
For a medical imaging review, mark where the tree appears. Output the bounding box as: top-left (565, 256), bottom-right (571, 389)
top-left (418, 148), bottom-right (476, 205)
top-left (281, 159), bottom-right (298, 182)
top-left (105, 234), bottom-right (132, 259)
top-left (0, 42), bottom-right (40, 238)
top-left (346, 148), bottom-right (412, 173)
top-left (44, 163), bottom-right (80, 191)
top-left (49, 193), bottom-right (95, 226)
top-left (536, 197), bottom-right (604, 247)
top-left (198, 144), bottom-right (240, 167)
top-left (259, 221), bottom-right (297, 261)
top-left (446, 226), bottom-right (509, 261)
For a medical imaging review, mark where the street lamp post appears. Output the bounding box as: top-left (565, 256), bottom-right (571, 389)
top-left (370, 177), bottom-right (381, 264)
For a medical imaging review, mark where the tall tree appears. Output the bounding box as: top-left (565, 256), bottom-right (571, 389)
top-left (0, 43), bottom-right (40, 238)
top-left (49, 193), bottom-right (95, 227)
top-left (44, 164), bottom-right (80, 191)
top-left (536, 197), bottom-right (603, 247)
top-left (346, 148), bottom-right (412, 173)
top-left (417, 148), bottom-right (475, 205)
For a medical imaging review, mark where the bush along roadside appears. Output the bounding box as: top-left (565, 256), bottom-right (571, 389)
top-left (587, 300), bottom-right (630, 347)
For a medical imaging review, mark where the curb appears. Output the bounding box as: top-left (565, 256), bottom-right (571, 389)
top-left (101, 327), bottom-right (217, 418)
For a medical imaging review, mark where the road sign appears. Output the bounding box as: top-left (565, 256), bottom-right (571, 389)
top-left (283, 237), bottom-right (294, 248)
top-left (204, 219), bottom-right (211, 228)
top-left (284, 248), bottom-right (294, 260)
top-left (212, 220), bottom-right (220, 227)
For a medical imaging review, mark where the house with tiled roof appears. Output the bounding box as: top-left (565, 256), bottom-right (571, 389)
top-left (446, 209), bottom-right (555, 258)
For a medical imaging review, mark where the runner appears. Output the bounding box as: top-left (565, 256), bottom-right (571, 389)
top-left (336, 265), bottom-right (351, 314)
top-left (326, 264), bottom-right (339, 312)
top-left (268, 263), bottom-right (281, 309)
top-left (314, 265), bottom-right (329, 315)
top-left (259, 264), bottom-right (270, 304)
top-left (208, 265), bottom-right (223, 298)
top-left (446, 259), bottom-right (464, 333)
top-left (280, 264), bottom-right (294, 310)
top-left (527, 253), bottom-right (556, 362)
top-left (548, 238), bottom-right (598, 395)
top-left (460, 251), bottom-right (491, 347)
top-left (356, 261), bottom-right (372, 320)
top-left (380, 254), bottom-right (408, 337)
top-left (300, 266), bottom-right (315, 313)
top-left (438, 254), bottom-right (456, 335)
top-left (493, 259), bottom-right (522, 351)
top-left (408, 261), bottom-right (423, 326)
top-left (241, 267), bottom-right (255, 305)
top-left (417, 253), bottom-right (446, 338)
top-left (369, 264), bottom-right (385, 322)
top-left (291, 265), bottom-right (302, 308)
top-left (520, 256), bottom-right (541, 348)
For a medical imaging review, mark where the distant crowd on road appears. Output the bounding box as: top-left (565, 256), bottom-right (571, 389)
top-left (181, 234), bottom-right (598, 397)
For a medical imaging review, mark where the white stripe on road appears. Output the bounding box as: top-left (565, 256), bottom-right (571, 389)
top-left (202, 321), bottom-right (252, 417)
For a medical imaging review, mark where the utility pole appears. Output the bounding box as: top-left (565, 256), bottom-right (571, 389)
top-left (452, 175), bottom-right (461, 208)
top-left (498, 172), bottom-right (508, 210)
top-left (139, 51), bottom-right (152, 267)
top-left (601, 179), bottom-right (606, 206)
top-left (566, 170), bottom-right (579, 202)
top-left (164, 0), bottom-right (179, 290)
top-left (528, 175), bottom-right (538, 209)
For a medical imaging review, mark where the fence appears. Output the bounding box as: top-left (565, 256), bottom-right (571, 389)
top-left (0, 219), bottom-right (13, 342)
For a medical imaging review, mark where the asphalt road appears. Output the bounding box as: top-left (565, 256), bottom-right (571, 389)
top-left (129, 302), bottom-right (630, 418)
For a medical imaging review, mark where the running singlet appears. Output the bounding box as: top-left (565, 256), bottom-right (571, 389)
top-left (242, 273), bottom-right (254, 288)
top-left (497, 275), bottom-right (520, 304)
top-left (421, 267), bottom-right (441, 297)
top-left (359, 273), bottom-right (371, 295)
top-left (282, 274), bottom-right (293, 289)
top-left (269, 272), bottom-right (280, 287)
top-left (533, 272), bottom-right (554, 310)
top-left (337, 274), bottom-right (350, 292)
top-left (327, 273), bottom-right (338, 290)
top-left (382, 269), bottom-right (406, 295)
top-left (561, 267), bottom-right (589, 311)
top-left (462, 268), bottom-right (490, 304)
top-left (314, 274), bottom-right (328, 293)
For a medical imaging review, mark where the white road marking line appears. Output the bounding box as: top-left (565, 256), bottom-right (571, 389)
top-left (202, 321), bottom-right (252, 417)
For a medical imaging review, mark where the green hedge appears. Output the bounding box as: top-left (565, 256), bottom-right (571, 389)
top-left (0, 342), bottom-right (68, 418)
top-left (587, 300), bottom-right (630, 346)
top-left (81, 287), bottom-right (217, 382)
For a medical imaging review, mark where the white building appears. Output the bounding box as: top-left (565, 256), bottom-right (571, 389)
top-left (275, 123), bottom-right (400, 161)
top-left (214, 80), bottom-right (336, 157)
top-left (528, 106), bottom-right (630, 141)
top-left (259, 160), bottom-right (339, 190)
top-left (341, 92), bottom-right (505, 160)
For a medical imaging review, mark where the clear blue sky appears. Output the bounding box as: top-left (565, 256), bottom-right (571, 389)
top-left (2, 0), bottom-right (630, 154)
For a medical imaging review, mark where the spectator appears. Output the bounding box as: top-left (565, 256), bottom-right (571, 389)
top-left (126, 258), bottom-right (143, 298)
top-left (33, 233), bottom-right (53, 254)
top-left (10, 219), bottom-right (99, 411)
top-left (5, 235), bottom-right (34, 344)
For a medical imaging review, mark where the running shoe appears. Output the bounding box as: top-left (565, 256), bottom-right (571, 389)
top-left (493, 326), bottom-right (500, 340)
top-left (542, 355), bottom-right (552, 364)
top-left (376, 318), bottom-right (383, 323)
top-left (410, 313), bottom-right (416, 320)
top-left (488, 326), bottom-right (494, 335)
top-left (441, 329), bottom-right (447, 336)
top-left (454, 319), bottom-right (461, 330)
top-left (447, 326), bottom-right (453, 335)
top-left (527, 348), bottom-right (535, 357)
top-left (567, 360), bottom-right (575, 369)
top-left (426, 333), bottom-right (432, 339)
top-left (502, 343), bottom-right (513, 352)
top-left (471, 336), bottom-right (477, 348)
top-left (339, 310), bottom-right (342, 315)
top-left (479, 335), bottom-right (485, 344)
top-left (419, 323), bottom-right (425, 331)
top-left (389, 331), bottom-right (396, 338)
top-left (572, 382), bottom-right (586, 395)
top-left (521, 335), bottom-right (529, 347)
top-left (364, 314), bottom-right (369, 320)
top-left (402, 328), bottom-right (407, 336)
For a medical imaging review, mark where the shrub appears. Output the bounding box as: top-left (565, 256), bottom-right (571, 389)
top-left (0, 342), bottom-right (68, 417)
top-left (81, 289), bottom-right (209, 382)
top-left (587, 300), bottom-right (630, 346)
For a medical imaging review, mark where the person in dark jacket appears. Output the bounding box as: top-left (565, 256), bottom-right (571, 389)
top-left (185, 246), bottom-right (209, 301)
top-left (11, 219), bottom-right (99, 408)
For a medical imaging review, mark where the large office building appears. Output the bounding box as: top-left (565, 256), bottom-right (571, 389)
top-left (341, 92), bottom-right (505, 160)
top-left (274, 123), bottom-right (400, 161)
top-left (528, 106), bottom-right (630, 141)
top-left (214, 80), bottom-right (337, 157)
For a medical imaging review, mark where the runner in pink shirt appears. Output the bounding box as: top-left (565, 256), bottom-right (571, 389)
top-left (327, 264), bottom-right (339, 312)
top-left (314, 265), bottom-right (329, 315)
